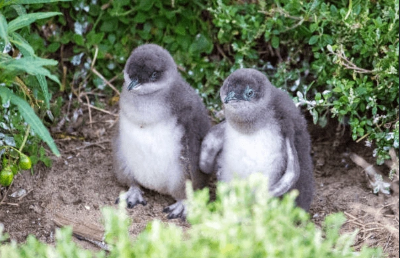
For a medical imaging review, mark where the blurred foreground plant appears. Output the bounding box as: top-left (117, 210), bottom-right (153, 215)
top-left (0, 174), bottom-right (382, 257)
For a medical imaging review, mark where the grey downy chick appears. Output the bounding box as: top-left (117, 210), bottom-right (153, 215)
top-left (199, 68), bottom-right (314, 211)
top-left (112, 44), bottom-right (211, 219)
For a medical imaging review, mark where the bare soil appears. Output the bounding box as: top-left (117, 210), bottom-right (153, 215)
top-left (0, 105), bottom-right (399, 256)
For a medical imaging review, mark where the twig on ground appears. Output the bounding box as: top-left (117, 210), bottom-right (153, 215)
top-left (17, 189), bottom-right (33, 201)
top-left (383, 233), bottom-right (392, 252)
top-left (0, 202), bottom-right (19, 206)
top-left (91, 68), bottom-right (120, 95)
top-left (82, 103), bottom-right (118, 117)
top-left (83, 93), bottom-right (93, 127)
top-left (350, 153), bottom-right (391, 194)
top-left (53, 212), bottom-right (109, 251)
top-left (76, 141), bottom-right (108, 150)
top-left (64, 140), bottom-right (111, 152)
top-left (350, 202), bottom-right (399, 238)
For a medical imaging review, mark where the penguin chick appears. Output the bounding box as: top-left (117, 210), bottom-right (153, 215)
top-left (112, 44), bottom-right (211, 219)
top-left (199, 68), bottom-right (314, 211)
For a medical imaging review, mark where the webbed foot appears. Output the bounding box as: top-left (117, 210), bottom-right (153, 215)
top-left (162, 200), bottom-right (186, 219)
top-left (115, 186), bottom-right (147, 208)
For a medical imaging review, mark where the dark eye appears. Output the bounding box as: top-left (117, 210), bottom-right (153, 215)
top-left (244, 86), bottom-right (254, 100)
top-left (150, 72), bottom-right (158, 81)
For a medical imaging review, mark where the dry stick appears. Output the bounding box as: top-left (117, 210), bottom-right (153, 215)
top-left (360, 227), bottom-right (384, 233)
top-left (61, 66), bottom-right (67, 92)
top-left (17, 189), bottom-right (33, 201)
top-left (82, 103), bottom-right (118, 117)
top-left (352, 203), bottom-right (399, 238)
top-left (344, 211), bottom-right (364, 226)
top-left (53, 212), bottom-right (109, 251)
top-left (83, 93), bottom-right (93, 127)
top-left (335, 51), bottom-right (374, 74)
top-left (19, 124), bottom-right (31, 152)
top-left (344, 211), bottom-right (360, 221)
top-left (349, 152), bottom-right (392, 192)
top-left (346, 220), bottom-right (365, 227)
top-left (91, 68), bottom-right (120, 95)
top-left (216, 44), bottom-right (233, 65)
top-left (91, 46), bottom-right (99, 70)
top-left (1, 202), bottom-right (19, 206)
top-left (383, 233), bottom-right (392, 252)
top-left (74, 140), bottom-right (110, 151)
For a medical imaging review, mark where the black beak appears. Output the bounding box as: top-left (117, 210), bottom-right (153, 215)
top-left (128, 79), bottom-right (140, 91)
top-left (224, 91), bottom-right (237, 103)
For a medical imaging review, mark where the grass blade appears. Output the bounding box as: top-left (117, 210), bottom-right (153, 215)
top-left (8, 33), bottom-right (51, 109)
top-left (10, 32), bottom-right (35, 57)
top-left (0, 13), bottom-right (9, 44)
top-left (7, 12), bottom-right (61, 33)
top-left (0, 56), bottom-right (61, 84)
top-left (0, 86), bottom-right (60, 157)
top-left (36, 75), bottom-right (50, 109)
top-left (4, 0), bottom-right (70, 6)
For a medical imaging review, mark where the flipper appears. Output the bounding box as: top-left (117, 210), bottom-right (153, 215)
top-left (269, 137), bottom-right (300, 197)
top-left (199, 122), bottom-right (226, 174)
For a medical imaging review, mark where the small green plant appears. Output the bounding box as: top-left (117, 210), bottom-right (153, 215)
top-left (0, 174), bottom-right (382, 257)
top-left (0, 0), bottom-right (64, 185)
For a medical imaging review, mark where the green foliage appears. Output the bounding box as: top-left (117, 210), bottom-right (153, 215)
top-left (2, 0), bottom-right (397, 169)
top-left (209, 0), bottom-right (399, 166)
top-left (32, 0), bottom-right (229, 109)
top-left (0, 87), bottom-right (59, 156)
top-left (0, 175), bottom-right (382, 257)
top-left (0, 0), bottom-right (62, 185)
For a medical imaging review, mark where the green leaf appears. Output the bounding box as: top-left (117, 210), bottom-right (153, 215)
top-left (0, 56), bottom-right (60, 84)
top-left (174, 23), bottom-right (186, 36)
top-left (87, 31), bottom-right (104, 45)
top-left (133, 12), bottom-right (147, 23)
top-left (47, 42), bottom-right (60, 53)
top-left (311, 109), bottom-right (319, 124)
top-left (73, 34), bottom-right (84, 46)
top-left (0, 87), bottom-right (60, 157)
top-left (36, 75), bottom-right (50, 109)
top-left (9, 32), bottom-right (35, 57)
top-left (309, 23), bottom-right (318, 32)
top-left (7, 12), bottom-right (61, 33)
top-left (309, 35), bottom-right (319, 45)
top-left (271, 36), bottom-right (279, 48)
top-left (3, 0), bottom-right (70, 6)
top-left (0, 13), bottom-right (8, 44)
top-left (189, 34), bottom-right (213, 55)
top-left (138, 0), bottom-right (154, 11)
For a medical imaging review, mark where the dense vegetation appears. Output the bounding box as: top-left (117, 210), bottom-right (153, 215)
top-left (0, 0), bottom-right (398, 255)
top-left (0, 174), bottom-right (383, 257)
top-left (0, 0), bottom-right (398, 180)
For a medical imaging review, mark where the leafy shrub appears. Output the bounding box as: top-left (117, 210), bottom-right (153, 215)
top-left (0, 174), bottom-right (382, 257)
top-left (2, 0), bottom-right (398, 171)
top-left (0, 0), bottom-right (62, 185)
top-left (27, 0), bottom-right (225, 107)
top-left (209, 0), bottom-right (399, 166)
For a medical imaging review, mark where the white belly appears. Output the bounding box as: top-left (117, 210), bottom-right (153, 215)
top-left (220, 124), bottom-right (285, 184)
top-left (119, 114), bottom-right (184, 195)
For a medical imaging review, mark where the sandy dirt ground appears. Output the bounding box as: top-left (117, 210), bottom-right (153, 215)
top-left (0, 103), bottom-right (399, 257)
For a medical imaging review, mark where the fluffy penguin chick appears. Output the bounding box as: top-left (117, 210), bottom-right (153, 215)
top-left (112, 44), bottom-right (211, 219)
top-left (199, 68), bottom-right (314, 211)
